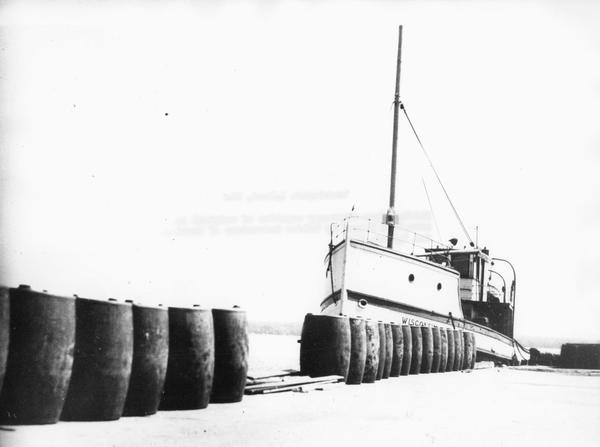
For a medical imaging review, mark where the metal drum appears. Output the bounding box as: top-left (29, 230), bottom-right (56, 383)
top-left (362, 319), bottom-right (380, 383)
top-left (61, 297), bottom-right (133, 421)
top-left (558, 345), bottom-right (572, 368)
top-left (420, 326), bottom-right (433, 374)
top-left (439, 327), bottom-right (448, 372)
top-left (382, 323), bottom-right (393, 379)
top-left (400, 325), bottom-right (412, 376)
top-left (123, 303), bottom-right (169, 416)
top-left (0, 287), bottom-right (8, 393)
top-left (560, 344), bottom-right (581, 368)
top-left (376, 322), bottom-right (386, 380)
top-left (300, 314), bottom-right (350, 380)
top-left (460, 330), bottom-right (467, 370)
top-left (409, 326), bottom-right (422, 375)
top-left (211, 308), bottom-right (249, 403)
top-left (459, 329), bottom-right (466, 370)
top-left (160, 306), bottom-right (214, 410)
top-left (0, 285), bottom-right (75, 425)
top-left (453, 329), bottom-right (463, 371)
top-left (346, 317), bottom-right (367, 384)
top-left (446, 329), bottom-right (455, 372)
top-left (389, 323), bottom-right (403, 377)
top-left (560, 344), bottom-right (600, 369)
top-left (529, 348), bottom-right (541, 365)
top-left (463, 331), bottom-right (475, 370)
top-left (431, 327), bottom-right (441, 373)
top-left (539, 352), bottom-right (555, 366)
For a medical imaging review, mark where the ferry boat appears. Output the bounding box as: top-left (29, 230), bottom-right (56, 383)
top-left (320, 27), bottom-right (529, 365)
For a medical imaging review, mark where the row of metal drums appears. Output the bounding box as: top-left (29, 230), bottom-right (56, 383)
top-left (300, 314), bottom-right (476, 383)
top-left (0, 285), bottom-right (249, 425)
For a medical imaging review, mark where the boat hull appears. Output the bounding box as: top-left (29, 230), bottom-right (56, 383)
top-left (321, 237), bottom-right (527, 364)
top-left (321, 290), bottom-right (520, 363)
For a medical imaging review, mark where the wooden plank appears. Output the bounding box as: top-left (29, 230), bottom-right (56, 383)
top-left (246, 370), bottom-right (299, 381)
top-left (246, 371), bottom-right (301, 387)
top-left (259, 379), bottom-right (341, 395)
top-left (245, 375), bottom-right (342, 389)
top-left (246, 378), bottom-right (342, 395)
top-left (245, 375), bottom-right (344, 394)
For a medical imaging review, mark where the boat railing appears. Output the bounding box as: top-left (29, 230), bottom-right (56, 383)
top-left (328, 216), bottom-right (451, 259)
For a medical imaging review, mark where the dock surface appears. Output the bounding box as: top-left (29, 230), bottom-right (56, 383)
top-left (1, 366), bottom-right (599, 447)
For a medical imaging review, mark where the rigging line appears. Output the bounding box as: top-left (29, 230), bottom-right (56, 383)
top-left (422, 177), bottom-right (442, 243)
top-left (401, 103), bottom-right (474, 246)
top-left (327, 223), bottom-right (336, 300)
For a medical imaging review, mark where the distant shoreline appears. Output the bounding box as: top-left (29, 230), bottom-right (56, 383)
top-left (248, 321), bottom-right (302, 336)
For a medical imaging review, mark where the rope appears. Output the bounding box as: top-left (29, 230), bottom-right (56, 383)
top-left (401, 103), bottom-right (474, 246)
top-left (448, 312), bottom-right (456, 330)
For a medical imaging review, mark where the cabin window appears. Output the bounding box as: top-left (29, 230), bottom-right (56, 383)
top-left (437, 283), bottom-right (442, 291)
top-left (450, 254), bottom-right (474, 279)
top-left (408, 274), bottom-right (415, 283)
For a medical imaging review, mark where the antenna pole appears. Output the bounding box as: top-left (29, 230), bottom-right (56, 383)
top-left (386, 25), bottom-right (403, 249)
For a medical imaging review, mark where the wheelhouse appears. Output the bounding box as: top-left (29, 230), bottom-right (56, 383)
top-left (423, 247), bottom-right (515, 338)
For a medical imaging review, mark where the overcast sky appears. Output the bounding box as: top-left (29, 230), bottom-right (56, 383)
top-left (1, 1), bottom-right (599, 341)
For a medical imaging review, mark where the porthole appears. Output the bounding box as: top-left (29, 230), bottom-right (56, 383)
top-left (437, 283), bottom-right (442, 291)
top-left (358, 298), bottom-right (368, 309)
top-left (408, 274), bottom-right (415, 283)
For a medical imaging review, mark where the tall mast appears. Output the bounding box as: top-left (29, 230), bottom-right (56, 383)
top-left (385, 25), bottom-right (403, 249)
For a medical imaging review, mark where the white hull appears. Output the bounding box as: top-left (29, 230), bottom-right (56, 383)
top-left (321, 231), bottom-right (528, 363)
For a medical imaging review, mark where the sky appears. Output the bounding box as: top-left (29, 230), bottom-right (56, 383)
top-left (1, 0), bottom-right (599, 341)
